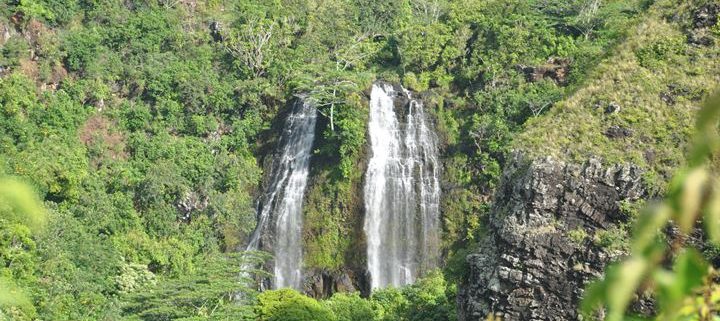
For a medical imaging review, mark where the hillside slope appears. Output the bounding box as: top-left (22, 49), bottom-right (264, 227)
top-left (458, 0), bottom-right (720, 319)
top-left (0, 0), bottom-right (718, 320)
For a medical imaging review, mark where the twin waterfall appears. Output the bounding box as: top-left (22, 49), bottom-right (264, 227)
top-left (248, 83), bottom-right (440, 291)
top-left (363, 83), bottom-right (441, 289)
top-left (246, 100), bottom-right (317, 290)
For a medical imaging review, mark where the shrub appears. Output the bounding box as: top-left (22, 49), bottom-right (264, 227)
top-left (567, 228), bottom-right (589, 245)
top-left (0, 37), bottom-right (30, 68)
top-left (396, 22), bottom-right (451, 73)
top-left (255, 289), bottom-right (336, 321)
top-left (635, 35), bottom-right (686, 69)
top-left (323, 292), bottom-right (375, 321)
top-left (371, 287), bottom-right (408, 321)
top-left (62, 28), bottom-right (102, 72)
top-left (402, 271), bottom-right (456, 321)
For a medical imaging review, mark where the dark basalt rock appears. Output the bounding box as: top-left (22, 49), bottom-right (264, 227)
top-left (457, 153), bottom-right (644, 321)
top-left (688, 32), bottom-right (715, 46)
top-left (604, 125), bottom-right (633, 139)
top-left (604, 102), bottom-right (621, 115)
top-left (209, 21), bottom-right (223, 42)
top-left (659, 83), bottom-right (705, 106)
top-left (519, 57), bottom-right (571, 86)
top-left (686, 3), bottom-right (719, 46)
top-left (303, 269), bottom-right (367, 299)
top-left (692, 3), bottom-right (719, 29)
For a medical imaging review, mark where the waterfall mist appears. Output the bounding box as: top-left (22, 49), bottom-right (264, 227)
top-left (363, 83), bottom-right (441, 290)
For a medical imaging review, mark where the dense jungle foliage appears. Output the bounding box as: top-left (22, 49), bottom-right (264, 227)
top-left (1, 0), bottom-right (719, 320)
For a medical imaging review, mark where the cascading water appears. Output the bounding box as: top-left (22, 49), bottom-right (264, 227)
top-left (364, 83), bottom-right (441, 290)
top-left (245, 99), bottom-right (317, 290)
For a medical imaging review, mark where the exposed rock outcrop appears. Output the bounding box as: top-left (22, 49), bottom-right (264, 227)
top-left (1, 21), bottom-right (11, 46)
top-left (686, 3), bottom-right (719, 46)
top-left (458, 154), bottom-right (644, 321)
top-left (519, 58), bottom-right (571, 86)
top-left (692, 3), bottom-right (719, 29)
top-left (303, 268), bottom-right (369, 299)
top-left (604, 125), bottom-right (633, 139)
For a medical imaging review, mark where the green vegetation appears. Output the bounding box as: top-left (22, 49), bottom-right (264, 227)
top-left (515, 0), bottom-right (720, 193)
top-left (422, 0), bottom-right (651, 257)
top-left (1, 1), bottom-right (272, 319)
top-left (323, 292), bottom-right (375, 321)
top-left (582, 93), bottom-right (720, 321)
top-left (249, 271), bottom-right (454, 321)
top-left (123, 252), bottom-right (269, 320)
top-left (0, 0), bottom-right (717, 319)
top-left (305, 0), bottom-right (654, 272)
top-left (255, 289), bottom-right (336, 321)
top-left (568, 228), bottom-right (589, 245)
top-left (0, 178), bottom-right (47, 320)
top-left (516, 0), bottom-right (720, 262)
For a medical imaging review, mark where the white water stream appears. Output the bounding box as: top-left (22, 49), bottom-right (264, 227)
top-left (364, 83), bottom-right (441, 289)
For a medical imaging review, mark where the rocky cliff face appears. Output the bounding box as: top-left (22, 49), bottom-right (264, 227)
top-left (303, 268), bottom-right (368, 298)
top-left (458, 154), bottom-right (645, 321)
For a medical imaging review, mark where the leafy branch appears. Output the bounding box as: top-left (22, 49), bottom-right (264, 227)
top-left (122, 251), bottom-right (271, 320)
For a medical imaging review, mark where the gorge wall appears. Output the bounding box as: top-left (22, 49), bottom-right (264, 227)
top-left (458, 154), bottom-right (645, 320)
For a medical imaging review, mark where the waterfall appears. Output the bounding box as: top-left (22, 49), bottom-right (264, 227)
top-left (364, 83), bottom-right (441, 290)
top-left (245, 99), bottom-right (317, 290)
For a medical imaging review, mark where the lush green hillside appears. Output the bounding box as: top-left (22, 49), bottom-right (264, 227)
top-left (509, 0), bottom-right (720, 266)
top-left (516, 0), bottom-right (720, 193)
top-left (0, 0), bottom-right (718, 320)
